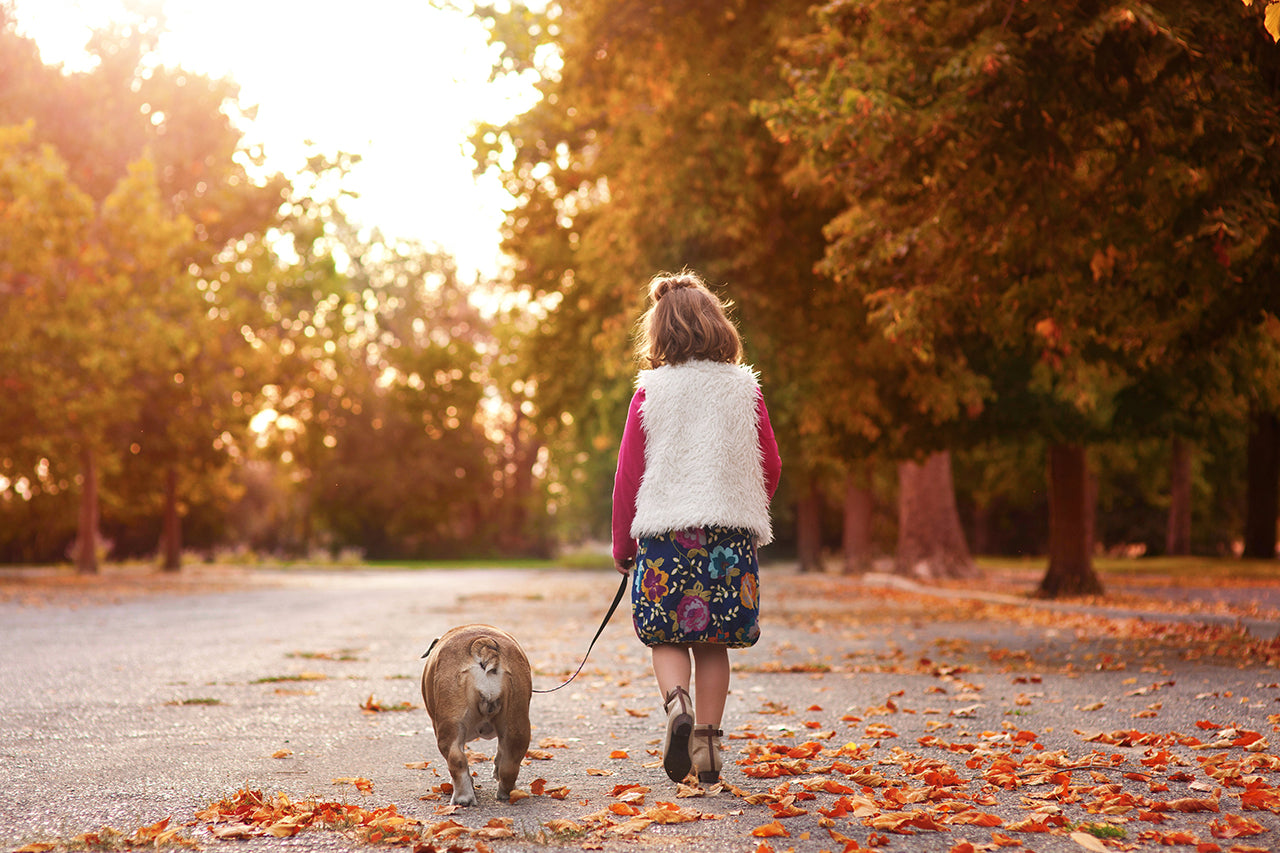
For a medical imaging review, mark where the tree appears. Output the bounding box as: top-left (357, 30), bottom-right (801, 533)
top-left (473, 0), bottom-right (878, 556)
top-left (761, 0), bottom-right (1280, 594)
top-left (897, 452), bottom-right (977, 580)
top-left (0, 9), bottom-right (287, 569)
top-left (0, 129), bottom-right (192, 571)
top-left (1235, 321), bottom-right (1280, 559)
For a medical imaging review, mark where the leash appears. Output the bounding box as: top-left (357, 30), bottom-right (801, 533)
top-left (532, 571), bottom-right (629, 694)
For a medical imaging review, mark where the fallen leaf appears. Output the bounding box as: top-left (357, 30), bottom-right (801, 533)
top-left (865, 810), bottom-right (946, 834)
top-left (949, 811), bottom-right (1004, 827)
top-left (751, 820), bottom-right (790, 838)
top-left (1162, 796), bottom-right (1220, 814)
top-left (1068, 830), bottom-right (1109, 852)
top-left (606, 817), bottom-right (654, 835)
top-left (1209, 814), bottom-right (1267, 839)
top-left (609, 783), bottom-right (650, 797)
top-left (644, 802), bottom-right (703, 824)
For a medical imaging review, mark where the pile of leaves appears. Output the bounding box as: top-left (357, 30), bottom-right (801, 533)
top-left (13, 818), bottom-right (199, 852)
top-left (189, 783), bottom-right (713, 851)
top-left (193, 787), bottom-right (423, 844)
top-left (710, 696), bottom-right (1280, 853)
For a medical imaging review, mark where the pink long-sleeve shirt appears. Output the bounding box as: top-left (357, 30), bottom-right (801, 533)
top-left (611, 387), bottom-right (781, 562)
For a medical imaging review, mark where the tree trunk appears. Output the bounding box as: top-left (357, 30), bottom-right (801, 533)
top-left (160, 465), bottom-right (182, 571)
top-left (1165, 435), bottom-right (1192, 557)
top-left (797, 477), bottom-right (824, 573)
top-left (1243, 410), bottom-right (1279, 559)
top-left (74, 445), bottom-right (100, 574)
top-left (842, 467), bottom-right (874, 575)
top-left (895, 451), bottom-right (977, 580)
top-left (1037, 444), bottom-right (1104, 597)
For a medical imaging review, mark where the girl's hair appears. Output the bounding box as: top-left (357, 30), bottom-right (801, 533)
top-left (637, 270), bottom-right (743, 368)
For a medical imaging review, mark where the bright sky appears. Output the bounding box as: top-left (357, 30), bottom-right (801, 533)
top-left (11, 0), bottom-right (537, 279)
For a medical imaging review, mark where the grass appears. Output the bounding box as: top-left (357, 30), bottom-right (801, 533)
top-left (976, 554), bottom-right (1280, 583)
top-left (1073, 822), bottom-right (1127, 839)
top-left (361, 552), bottom-right (612, 571)
top-left (252, 673), bottom-right (328, 684)
top-left (287, 649), bottom-right (362, 661)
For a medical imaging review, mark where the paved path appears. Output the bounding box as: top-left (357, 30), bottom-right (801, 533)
top-left (2, 565), bottom-right (1279, 852)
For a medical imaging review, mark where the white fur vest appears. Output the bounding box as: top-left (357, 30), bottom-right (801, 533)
top-left (630, 360), bottom-right (773, 545)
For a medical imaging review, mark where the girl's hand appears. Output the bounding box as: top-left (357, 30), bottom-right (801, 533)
top-left (615, 558), bottom-right (634, 575)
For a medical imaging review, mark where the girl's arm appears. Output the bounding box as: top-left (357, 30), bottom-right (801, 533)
top-left (611, 389), bottom-right (646, 565)
top-left (757, 392), bottom-right (781, 500)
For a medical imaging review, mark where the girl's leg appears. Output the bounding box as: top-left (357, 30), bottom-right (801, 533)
top-left (652, 644), bottom-right (694, 782)
top-left (690, 643), bottom-right (730, 726)
top-left (651, 643), bottom-right (692, 698)
top-left (689, 643), bottom-right (730, 783)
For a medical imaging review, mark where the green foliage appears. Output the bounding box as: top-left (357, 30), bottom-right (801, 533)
top-left (0, 8), bottom-right (544, 563)
top-left (761, 1), bottom-right (1280, 453)
top-left (473, 0), bottom-right (857, 541)
top-left (0, 127), bottom-right (187, 509)
top-left (5, 0), bottom-right (1280, 564)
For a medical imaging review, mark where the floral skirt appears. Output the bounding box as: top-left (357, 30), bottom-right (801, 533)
top-left (630, 525), bottom-right (760, 648)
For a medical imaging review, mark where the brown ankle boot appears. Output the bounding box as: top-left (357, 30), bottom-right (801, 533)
top-left (690, 723), bottom-right (723, 783)
top-left (661, 686), bottom-right (693, 783)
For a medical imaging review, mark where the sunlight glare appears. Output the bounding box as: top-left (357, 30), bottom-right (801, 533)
top-left (11, 0), bottom-right (540, 278)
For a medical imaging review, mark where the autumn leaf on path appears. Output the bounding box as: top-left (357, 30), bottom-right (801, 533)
top-left (360, 694), bottom-right (414, 713)
top-left (332, 776), bottom-right (374, 793)
top-left (947, 810), bottom-right (1004, 827)
top-left (865, 810), bottom-right (947, 834)
top-left (1210, 814), bottom-right (1267, 838)
top-left (643, 802), bottom-right (705, 824)
top-left (605, 816), bottom-right (654, 835)
top-left (752, 819), bottom-right (790, 837)
top-left (1068, 830), bottom-right (1109, 852)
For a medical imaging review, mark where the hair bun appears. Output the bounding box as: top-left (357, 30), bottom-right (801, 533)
top-left (651, 274), bottom-right (698, 302)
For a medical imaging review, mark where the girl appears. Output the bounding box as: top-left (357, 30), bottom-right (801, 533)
top-left (611, 270), bottom-right (781, 785)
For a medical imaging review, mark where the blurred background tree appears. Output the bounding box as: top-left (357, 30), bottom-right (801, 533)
top-left (3, 0), bottom-right (1280, 591)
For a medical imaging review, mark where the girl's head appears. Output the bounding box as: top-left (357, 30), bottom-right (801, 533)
top-left (637, 269), bottom-right (743, 369)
